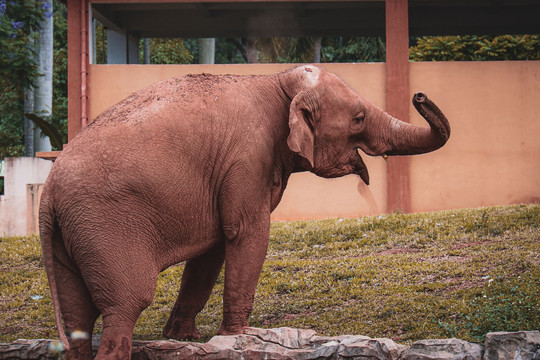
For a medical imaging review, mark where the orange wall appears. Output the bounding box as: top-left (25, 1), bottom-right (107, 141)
top-left (408, 61), bottom-right (540, 211)
top-left (88, 61), bottom-right (540, 219)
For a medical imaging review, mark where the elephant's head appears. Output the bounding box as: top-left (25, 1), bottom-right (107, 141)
top-left (278, 65), bottom-right (451, 185)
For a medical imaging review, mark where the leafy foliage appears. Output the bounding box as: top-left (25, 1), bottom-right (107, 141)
top-left (24, 113), bottom-right (63, 149)
top-left (94, 22), bottom-right (106, 64)
top-left (0, 0), bottom-right (45, 89)
top-left (141, 37), bottom-right (320, 64)
top-left (182, 38), bottom-right (247, 64)
top-left (146, 38), bottom-right (193, 64)
top-left (458, 272), bottom-right (539, 342)
top-left (322, 36), bottom-right (386, 63)
top-left (254, 37), bottom-right (320, 63)
top-left (50, 0), bottom-right (67, 143)
top-left (0, 0), bottom-right (67, 158)
top-left (0, 89), bottom-right (25, 158)
top-left (136, 36), bottom-right (385, 64)
top-left (0, 0), bottom-right (46, 158)
top-left (214, 38), bottom-right (246, 64)
top-left (1, 205), bottom-right (538, 343)
top-left (410, 35), bottom-right (540, 61)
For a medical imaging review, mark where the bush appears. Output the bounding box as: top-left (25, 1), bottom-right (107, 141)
top-left (410, 35), bottom-right (540, 61)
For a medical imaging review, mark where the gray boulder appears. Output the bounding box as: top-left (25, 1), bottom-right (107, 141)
top-left (483, 331), bottom-right (540, 360)
top-left (400, 338), bottom-right (483, 360)
top-left (338, 337), bottom-right (402, 359)
top-left (2, 328), bottom-right (540, 360)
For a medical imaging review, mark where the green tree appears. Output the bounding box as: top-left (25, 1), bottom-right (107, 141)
top-left (146, 38), bottom-right (192, 64)
top-left (0, 0), bottom-right (66, 158)
top-left (148, 38), bottom-right (242, 65)
top-left (215, 38), bottom-right (245, 64)
top-left (0, 0), bottom-right (44, 158)
top-left (254, 37), bottom-right (321, 63)
top-left (50, 0), bottom-right (67, 142)
top-left (410, 35), bottom-right (540, 61)
top-left (30, 0), bottom-right (54, 153)
top-left (322, 36), bottom-right (386, 63)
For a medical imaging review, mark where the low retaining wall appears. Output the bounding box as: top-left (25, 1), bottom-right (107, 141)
top-left (0, 157), bottom-right (52, 236)
top-left (1, 327), bottom-right (539, 360)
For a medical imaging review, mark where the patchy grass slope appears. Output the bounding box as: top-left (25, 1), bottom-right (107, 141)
top-left (1, 204), bottom-right (538, 344)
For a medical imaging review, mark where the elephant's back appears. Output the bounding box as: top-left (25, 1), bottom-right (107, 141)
top-left (88, 73), bottom-right (263, 128)
top-left (48, 74), bottom-right (249, 207)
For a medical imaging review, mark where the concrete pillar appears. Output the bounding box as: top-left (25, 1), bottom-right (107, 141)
top-left (107, 29), bottom-right (139, 64)
top-left (107, 29), bottom-right (127, 64)
top-left (143, 38), bottom-right (150, 64)
top-left (385, 0), bottom-right (411, 213)
top-left (199, 38), bottom-right (215, 64)
top-left (128, 33), bottom-right (140, 64)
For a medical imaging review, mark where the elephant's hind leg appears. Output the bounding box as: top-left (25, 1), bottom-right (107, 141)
top-left (163, 241), bottom-right (225, 340)
top-left (92, 282), bottom-right (155, 360)
top-left (52, 236), bottom-right (99, 360)
top-left (85, 249), bottom-right (158, 360)
top-left (91, 273), bottom-right (157, 360)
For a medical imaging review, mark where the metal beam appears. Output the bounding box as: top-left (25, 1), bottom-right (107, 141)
top-left (91, 5), bottom-right (124, 32)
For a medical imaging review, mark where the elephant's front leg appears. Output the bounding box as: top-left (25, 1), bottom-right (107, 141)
top-left (219, 217), bottom-right (270, 335)
top-left (163, 241), bottom-right (225, 340)
top-left (218, 183), bottom-right (271, 335)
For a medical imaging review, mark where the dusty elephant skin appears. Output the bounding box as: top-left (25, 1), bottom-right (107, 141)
top-left (39, 66), bottom-right (450, 360)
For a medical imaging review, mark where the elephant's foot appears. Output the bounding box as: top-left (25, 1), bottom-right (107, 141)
top-left (95, 326), bottom-right (133, 360)
top-left (217, 312), bottom-right (249, 336)
top-left (65, 337), bottom-right (93, 360)
top-left (217, 324), bottom-right (246, 336)
top-left (163, 318), bottom-right (201, 340)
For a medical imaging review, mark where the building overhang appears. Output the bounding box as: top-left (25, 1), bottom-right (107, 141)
top-left (90, 0), bottom-right (540, 39)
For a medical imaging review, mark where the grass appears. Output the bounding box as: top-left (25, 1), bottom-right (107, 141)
top-left (1, 204), bottom-right (538, 344)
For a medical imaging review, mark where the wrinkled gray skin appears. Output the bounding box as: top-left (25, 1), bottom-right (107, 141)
top-left (39, 65), bottom-right (450, 360)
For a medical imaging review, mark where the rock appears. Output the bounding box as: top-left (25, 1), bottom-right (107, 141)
top-left (0, 339), bottom-right (58, 360)
top-left (483, 331), bottom-right (540, 360)
top-left (336, 335), bottom-right (373, 345)
top-left (2, 329), bottom-right (540, 360)
top-left (401, 338), bottom-right (483, 360)
top-left (205, 327), bottom-right (335, 359)
top-left (140, 340), bottom-right (209, 360)
top-left (243, 326), bottom-right (317, 349)
top-left (338, 337), bottom-right (401, 360)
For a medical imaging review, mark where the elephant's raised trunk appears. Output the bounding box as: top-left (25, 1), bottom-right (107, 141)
top-left (382, 92), bottom-right (450, 156)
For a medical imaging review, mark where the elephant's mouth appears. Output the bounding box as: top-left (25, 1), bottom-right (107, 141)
top-left (353, 148), bottom-right (370, 185)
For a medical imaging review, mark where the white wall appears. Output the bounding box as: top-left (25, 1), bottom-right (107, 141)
top-left (0, 157), bottom-right (52, 236)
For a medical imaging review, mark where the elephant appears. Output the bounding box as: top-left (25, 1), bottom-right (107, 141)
top-left (39, 65), bottom-right (450, 360)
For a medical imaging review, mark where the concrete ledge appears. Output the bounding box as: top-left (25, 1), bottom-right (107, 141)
top-left (1, 328), bottom-right (539, 360)
top-left (35, 151), bottom-right (61, 161)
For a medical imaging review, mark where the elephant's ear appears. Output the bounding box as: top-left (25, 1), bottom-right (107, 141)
top-left (287, 91), bottom-right (316, 167)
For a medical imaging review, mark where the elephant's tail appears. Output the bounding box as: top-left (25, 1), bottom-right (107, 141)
top-left (39, 188), bottom-right (70, 351)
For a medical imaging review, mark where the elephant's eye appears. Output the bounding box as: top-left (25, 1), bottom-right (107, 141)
top-left (353, 113), bottom-right (365, 124)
